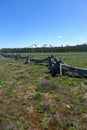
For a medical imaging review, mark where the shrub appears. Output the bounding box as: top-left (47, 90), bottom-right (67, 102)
top-left (36, 102), bottom-right (50, 113)
top-left (41, 117), bottom-right (50, 129)
top-left (0, 97), bottom-right (4, 102)
top-left (32, 92), bottom-right (42, 100)
top-left (37, 79), bottom-right (58, 92)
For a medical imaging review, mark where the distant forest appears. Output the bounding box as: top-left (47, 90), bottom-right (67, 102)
top-left (1, 43), bottom-right (87, 53)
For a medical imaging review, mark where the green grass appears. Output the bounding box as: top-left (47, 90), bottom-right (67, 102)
top-left (0, 53), bottom-right (87, 130)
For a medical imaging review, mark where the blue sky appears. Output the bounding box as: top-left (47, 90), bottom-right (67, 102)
top-left (0, 0), bottom-right (87, 48)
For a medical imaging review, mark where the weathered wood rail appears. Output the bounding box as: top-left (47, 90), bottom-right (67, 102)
top-left (1, 53), bottom-right (53, 63)
top-left (62, 64), bottom-right (87, 77)
top-left (1, 53), bottom-right (87, 77)
top-left (1, 53), bottom-right (26, 60)
top-left (48, 57), bottom-right (87, 77)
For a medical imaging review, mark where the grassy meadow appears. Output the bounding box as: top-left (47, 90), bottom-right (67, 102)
top-left (0, 52), bottom-right (87, 130)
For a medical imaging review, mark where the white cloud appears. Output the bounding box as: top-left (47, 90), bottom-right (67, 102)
top-left (57, 35), bottom-right (62, 39)
top-left (77, 37), bottom-right (83, 40)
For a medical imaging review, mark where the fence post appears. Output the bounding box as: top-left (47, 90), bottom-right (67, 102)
top-left (60, 63), bottom-right (62, 76)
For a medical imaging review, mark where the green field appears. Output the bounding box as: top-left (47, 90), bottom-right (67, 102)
top-left (0, 53), bottom-right (87, 130)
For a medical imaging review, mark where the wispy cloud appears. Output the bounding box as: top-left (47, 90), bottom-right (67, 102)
top-left (77, 37), bottom-right (83, 40)
top-left (57, 35), bottom-right (63, 39)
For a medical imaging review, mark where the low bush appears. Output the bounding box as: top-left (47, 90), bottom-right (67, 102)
top-left (37, 79), bottom-right (58, 92)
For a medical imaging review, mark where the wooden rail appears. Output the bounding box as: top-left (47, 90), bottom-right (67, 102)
top-left (1, 53), bottom-right (87, 77)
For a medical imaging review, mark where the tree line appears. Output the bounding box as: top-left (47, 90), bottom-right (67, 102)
top-left (0, 43), bottom-right (87, 53)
